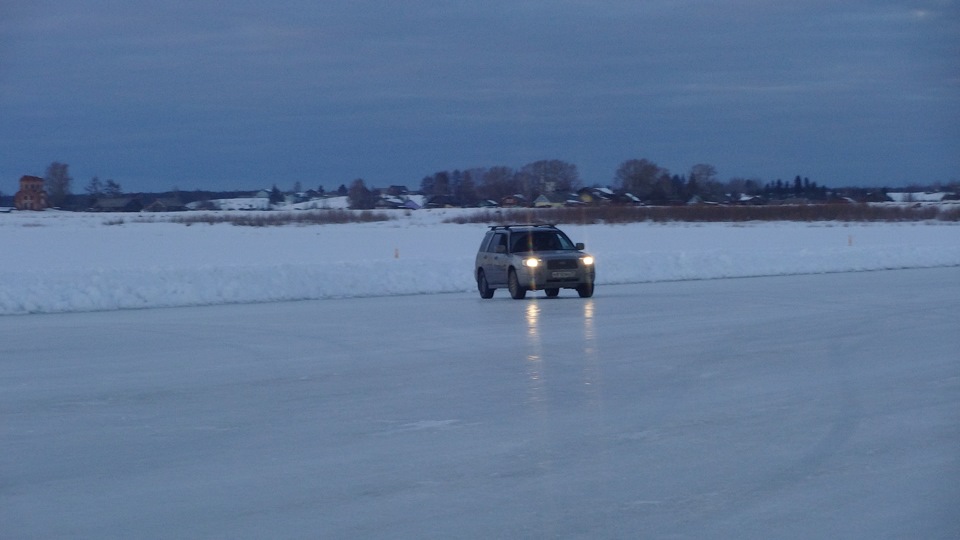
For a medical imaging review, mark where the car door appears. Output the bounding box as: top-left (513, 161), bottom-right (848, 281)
top-left (487, 232), bottom-right (509, 285)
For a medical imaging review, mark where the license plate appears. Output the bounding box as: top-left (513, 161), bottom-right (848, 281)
top-left (552, 271), bottom-right (576, 278)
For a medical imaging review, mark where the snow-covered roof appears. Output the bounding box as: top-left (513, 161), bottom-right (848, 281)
top-left (886, 192), bottom-right (950, 203)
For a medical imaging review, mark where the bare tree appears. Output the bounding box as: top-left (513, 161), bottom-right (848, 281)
top-left (269, 184), bottom-right (284, 205)
top-left (518, 159), bottom-right (581, 198)
top-left (688, 164), bottom-right (717, 185)
top-left (727, 177), bottom-right (763, 197)
top-left (347, 178), bottom-right (377, 209)
top-left (44, 161), bottom-right (72, 208)
top-left (452, 170), bottom-right (479, 206)
top-left (103, 179), bottom-right (122, 197)
top-left (478, 166), bottom-right (517, 202)
top-left (686, 163), bottom-right (717, 198)
top-left (420, 171), bottom-right (451, 198)
top-left (615, 159), bottom-right (670, 199)
top-left (85, 176), bottom-right (104, 196)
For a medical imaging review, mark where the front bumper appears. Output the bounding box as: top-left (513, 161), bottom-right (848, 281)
top-left (518, 262), bottom-right (595, 290)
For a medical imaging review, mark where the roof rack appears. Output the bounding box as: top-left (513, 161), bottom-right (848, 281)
top-left (488, 223), bottom-right (557, 230)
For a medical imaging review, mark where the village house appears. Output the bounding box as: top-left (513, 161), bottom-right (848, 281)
top-left (89, 197), bottom-right (143, 212)
top-left (500, 194), bottom-right (527, 208)
top-left (143, 197), bottom-right (186, 212)
top-left (423, 194), bottom-right (460, 208)
top-left (14, 175), bottom-right (48, 211)
top-left (532, 192), bottom-right (572, 208)
top-left (577, 187), bottom-right (615, 205)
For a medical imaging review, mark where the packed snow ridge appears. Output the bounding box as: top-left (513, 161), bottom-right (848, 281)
top-left (2, 209), bottom-right (959, 315)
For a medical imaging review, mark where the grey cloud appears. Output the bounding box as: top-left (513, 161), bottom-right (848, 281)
top-left (1, 0), bottom-right (957, 190)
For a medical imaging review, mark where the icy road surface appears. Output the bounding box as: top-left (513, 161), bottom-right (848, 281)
top-left (2, 268), bottom-right (958, 539)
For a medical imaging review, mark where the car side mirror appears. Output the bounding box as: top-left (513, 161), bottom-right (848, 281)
top-left (576, 242), bottom-right (585, 250)
top-left (495, 245), bottom-right (507, 254)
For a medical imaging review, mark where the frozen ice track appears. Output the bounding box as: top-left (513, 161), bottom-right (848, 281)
top-left (1, 268), bottom-right (958, 538)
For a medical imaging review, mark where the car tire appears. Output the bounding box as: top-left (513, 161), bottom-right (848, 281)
top-left (508, 269), bottom-right (527, 300)
top-left (576, 281), bottom-right (594, 298)
top-left (477, 269), bottom-right (494, 299)
top-left (544, 288), bottom-right (559, 298)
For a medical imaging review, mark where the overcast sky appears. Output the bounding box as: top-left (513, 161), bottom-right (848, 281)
top-left (2, 1), bottom-right (958, 193)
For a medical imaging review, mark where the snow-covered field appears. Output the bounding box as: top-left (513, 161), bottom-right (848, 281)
top-left (3, 208), bottom-right (958, 538)
top-left (2, 208), bottom-right (959, 315)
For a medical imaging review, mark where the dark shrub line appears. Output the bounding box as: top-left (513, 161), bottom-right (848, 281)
top-left (165, 210), bottom-right (393, 227)
top-left (444, 205), bottom-right (960, 225)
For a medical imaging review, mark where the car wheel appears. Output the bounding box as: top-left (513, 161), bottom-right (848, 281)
top-left (508, 269), bottom-right (527, 300)
top-left (576, 281), bottom-right (594, 298)
top-left (544, 288), bottom-right (559, 298)
top-left (477, 269), bottom-right (495, 299)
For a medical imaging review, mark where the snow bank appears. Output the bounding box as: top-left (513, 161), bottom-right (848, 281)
top-left (2, 210), bottom-right (958, 314)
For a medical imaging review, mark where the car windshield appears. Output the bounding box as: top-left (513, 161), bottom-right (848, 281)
top-left (510, 231), bottom-right (575, 253)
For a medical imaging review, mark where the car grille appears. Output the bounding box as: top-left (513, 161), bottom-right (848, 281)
top-left (547, 259), bottom-right (578, 270)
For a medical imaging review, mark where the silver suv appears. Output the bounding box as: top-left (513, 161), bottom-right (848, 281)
top-left (475, 224), bottom-right (596, 299)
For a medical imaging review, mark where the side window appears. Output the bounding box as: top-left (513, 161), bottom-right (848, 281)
top-left (490, 233), bottom-right (507, 253)
top-left (479, 232), bottom-right (494, 252)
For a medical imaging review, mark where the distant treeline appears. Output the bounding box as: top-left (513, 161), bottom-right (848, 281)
top-left (3, 157), bottom-right (958, 210)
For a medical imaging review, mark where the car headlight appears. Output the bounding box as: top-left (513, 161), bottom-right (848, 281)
top-left (581, 256), bottom-right (594, 266)
top-left (523, 258), bottom-right (540, 268)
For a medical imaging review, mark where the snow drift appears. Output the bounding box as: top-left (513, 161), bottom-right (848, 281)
top-left (2, 209), bottom-right (958, 315)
